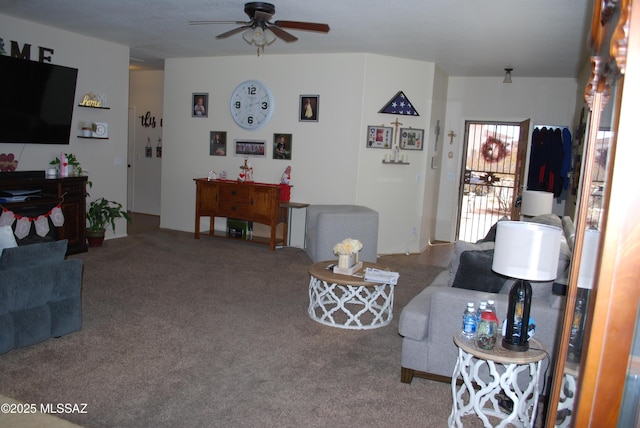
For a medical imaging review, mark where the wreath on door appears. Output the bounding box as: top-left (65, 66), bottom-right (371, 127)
top-left (481, 136), bottom-right (509, 163)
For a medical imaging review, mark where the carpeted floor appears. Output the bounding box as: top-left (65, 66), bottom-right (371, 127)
top-left (0, 226), bottom-right (469, 427)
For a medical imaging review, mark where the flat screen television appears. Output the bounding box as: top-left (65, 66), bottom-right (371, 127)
top-left (0, 55), bottom-right (78, 145)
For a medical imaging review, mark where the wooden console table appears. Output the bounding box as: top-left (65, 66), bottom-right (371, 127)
top-left (193, 179), bottom-right (288, 251)
top-left (0, 173), bottom-right (87, 255)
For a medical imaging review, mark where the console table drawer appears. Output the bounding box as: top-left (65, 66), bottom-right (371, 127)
top-left (219, 201), bottom-right (251, 215)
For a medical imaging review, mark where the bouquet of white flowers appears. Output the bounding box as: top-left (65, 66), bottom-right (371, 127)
top-left (333, 238), bottom-right (363, 255)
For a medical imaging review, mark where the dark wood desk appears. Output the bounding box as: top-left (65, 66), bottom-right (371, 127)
top-left (193, 179), bottom-right (288, 251)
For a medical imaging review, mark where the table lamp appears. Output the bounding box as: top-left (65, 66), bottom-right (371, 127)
top-left (492, 221), bottom-right (562, 351)
top-left (520, 190), bottom-right (554, 220)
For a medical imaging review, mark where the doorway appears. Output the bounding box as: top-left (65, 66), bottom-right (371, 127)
top-left (456, 120), bottom-right (529, 242)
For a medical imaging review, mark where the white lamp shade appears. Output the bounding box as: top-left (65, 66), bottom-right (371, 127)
top-left (578, 229), bottom-right (600, 289)
top-left (521, 190), bottom-right (554, 217)
top-left (492, 221), bottom-right (562, 281)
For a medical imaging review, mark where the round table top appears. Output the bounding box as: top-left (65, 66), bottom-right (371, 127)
top-left (454, 332), bottom-right (547, 364)
top-left (308, 260), bottom-right (390, 286)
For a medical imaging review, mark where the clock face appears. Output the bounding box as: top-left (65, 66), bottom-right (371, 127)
top-left (230, 80), bottom-right (274, 130)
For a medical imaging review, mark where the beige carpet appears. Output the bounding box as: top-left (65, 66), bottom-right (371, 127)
top-left (0, 227), bottom-right (487, 427)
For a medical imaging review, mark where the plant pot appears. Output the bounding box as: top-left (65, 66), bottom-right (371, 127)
top-left (86, 228), bottom-right (106, 247)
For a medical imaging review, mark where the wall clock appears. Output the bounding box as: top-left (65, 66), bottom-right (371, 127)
top-left (230, 80), bottom-right (274, 130)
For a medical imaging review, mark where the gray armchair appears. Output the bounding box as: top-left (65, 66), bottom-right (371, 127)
top-left (0, 240), bottom-right (83, 354)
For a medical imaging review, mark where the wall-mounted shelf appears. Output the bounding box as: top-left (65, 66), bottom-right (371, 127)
top-left (78, 105), bottom-right (110, 110)
top-left (77, 136), bottom-right (109, 140)
top-left (382, 160), bottom-right (410, 165)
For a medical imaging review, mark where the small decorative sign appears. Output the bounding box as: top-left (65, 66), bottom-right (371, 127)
top-left (78, 93), bottom-right (105, 108)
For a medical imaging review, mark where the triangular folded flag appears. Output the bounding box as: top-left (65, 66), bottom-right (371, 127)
top-left (378, 91), bottom-right (419, 116)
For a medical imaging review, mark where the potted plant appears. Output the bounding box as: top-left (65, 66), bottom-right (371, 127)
top-left (49, 153), bottom-right (92, 184)
top-left (86, 197), bottom-right (131, 247)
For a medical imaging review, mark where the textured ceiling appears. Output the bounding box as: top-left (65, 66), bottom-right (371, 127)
top-left (1, 0), bottom-right (593, 77)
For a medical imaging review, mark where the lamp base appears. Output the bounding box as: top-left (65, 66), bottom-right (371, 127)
top-left (502, 279), bottom-right (533, 353)
top-left (502, 338), bottom-right (529, 352)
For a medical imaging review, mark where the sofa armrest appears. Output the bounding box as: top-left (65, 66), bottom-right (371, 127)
top-left (398, 270), bottom-right (449, 341)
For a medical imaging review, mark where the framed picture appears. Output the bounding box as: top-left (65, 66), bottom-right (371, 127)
top-left (192, 93), bottom-right (208, 117)
top-left (299, 95), bottom-right (319, 122)
top-left (273, 134), bottom-right (292, 160)
top-left (366, 126), bottom-right (393, 148)
top-left (399, 128), bottom-right (424, 150)
top-left (234, 139), bottom-right (266, 157)
top-left (210, 131), bottom-right (227, 156)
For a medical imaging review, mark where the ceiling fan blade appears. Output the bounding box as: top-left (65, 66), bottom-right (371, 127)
top-left (189, 20), bottom-right (248, 25)
top-left (267, 25), bottom-right (298, 43)
top-left (253, 10), bottom-right (274, 22)
top-left (216, 26), bottom-right (251, 39)
top-left (274, 20), bottom-right (330, 33)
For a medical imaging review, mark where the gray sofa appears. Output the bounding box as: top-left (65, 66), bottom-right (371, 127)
top-left (0, 240), bottom-right (83, 354)
top-left (398, 215), bottom-right (574, 389)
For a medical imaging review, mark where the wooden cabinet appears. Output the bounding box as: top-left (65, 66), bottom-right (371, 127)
top-left (0, 173), bottom-right (87, 255)
top-left (193, 179), bottom-right (288, 250)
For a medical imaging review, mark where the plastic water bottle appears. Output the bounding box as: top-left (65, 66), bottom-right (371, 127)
top-left (478, 301), bottom-right (487, 322)
top-left (462, 303), bottom-right (477, 339)
top-left (487, 299), bottom-right (498, 324)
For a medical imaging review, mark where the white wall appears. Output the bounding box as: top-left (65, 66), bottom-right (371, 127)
top-left (129, 70), bottom-right (164, 215)
top-left (161, 53), bottom-right (440, 254)
top-left (435, 76), bottom-right (579, 242)
top-left (0, 13), bottom-right (131, 239)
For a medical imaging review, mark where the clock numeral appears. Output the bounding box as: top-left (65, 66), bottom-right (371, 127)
top-left (261, 102), bottom-right (268, 110)
top-left (247, 86), bottom-right (256, 95)
top-left (247, 116), bottom-right (254, 125)
top-left (235, 101), bottom-right (241, 109)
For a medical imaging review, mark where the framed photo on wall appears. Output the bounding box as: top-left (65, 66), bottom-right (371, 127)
top-left (210, 131), bottom-right (227, 156)
top-left (273, 133), bottom-right (292, 160)
top-left (399, 128), bottom-right (424, 150)
top-left (192, 93), bottom-right (208, 117)
top-left (234, 139), bottom-right (266, 157)
top-left (366, 125), bottom-right (393, 148)
top-left (299, 95), bottom-right (319, 122)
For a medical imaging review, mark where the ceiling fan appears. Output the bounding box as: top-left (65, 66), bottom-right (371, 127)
top-left (189, 2), bottom-right (330, 55)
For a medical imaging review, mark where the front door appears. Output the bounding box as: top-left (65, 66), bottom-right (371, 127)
top-left (456, 120), bottom-right (529, 242)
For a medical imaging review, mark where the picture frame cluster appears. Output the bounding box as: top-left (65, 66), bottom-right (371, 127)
top-left (366, 126), bottom-right (424, 150)
top-left (198, 93), bottom-right (316, 160)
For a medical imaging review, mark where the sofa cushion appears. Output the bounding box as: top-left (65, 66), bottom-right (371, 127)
top-left (448, 240), bottom-right (495, 287)
top-left (0, 225), bottom-right (17, 256)
top-left (476, 216), bottom-right (510, 243)
top-left (451, 249), bottom-right (507, 293)
top-left (0, 240), bottom-right (67, 270)
top-left (529, 213), bottom-right (562, 229)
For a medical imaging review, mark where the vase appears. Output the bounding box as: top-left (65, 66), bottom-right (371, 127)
top-left (338, 254), bottom-right (354, 269)
top-left (476, 310), bottom-right (499, 350)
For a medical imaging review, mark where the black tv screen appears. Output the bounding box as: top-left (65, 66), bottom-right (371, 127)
top-left (0, 55), bottom-right (78, 144)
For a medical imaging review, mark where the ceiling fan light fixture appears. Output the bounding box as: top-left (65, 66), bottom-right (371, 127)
top-left (253, 26), bottom-right (265, 45)
top-left (242, 27), bottom-right (254, 44)
top-left (503, 68), bottom-right (513, 84)
top-left (264, 28), bottom-right (276, 45)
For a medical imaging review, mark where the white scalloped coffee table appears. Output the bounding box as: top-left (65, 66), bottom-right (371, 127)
top-left (307, 261), bottom-right (395, 330)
